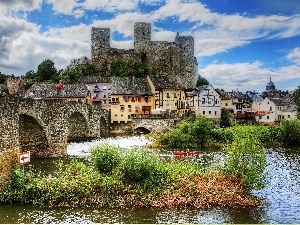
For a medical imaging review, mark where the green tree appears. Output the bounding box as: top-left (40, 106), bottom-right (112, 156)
top-left (293, 86), bottom-right (300, 119)
top-left (224, 126), bottom-right (267, 190)
top-left (196, 75), bottom-right (209, 87)
top-left (36, 59), bottom-right (57, 82)
top-left (220, 108), bottom-right (231, 127)
top-left (0, 72), bottom-right (10, 84)
top-left (109, 59), bottom-right (152, 78)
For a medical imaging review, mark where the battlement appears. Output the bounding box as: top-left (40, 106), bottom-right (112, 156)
top-left (91, 22), bottom-right (197, 89)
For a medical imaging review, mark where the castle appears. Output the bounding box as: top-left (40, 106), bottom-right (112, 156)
top-left (91, 22), bottom-right (198, 89)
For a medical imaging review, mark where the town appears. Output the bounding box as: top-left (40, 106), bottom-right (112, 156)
top-left (1, 22), bottom-right (297, 134)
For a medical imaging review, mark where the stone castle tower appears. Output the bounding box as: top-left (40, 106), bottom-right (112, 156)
top-left (91, 22), bottom-right (198, 89)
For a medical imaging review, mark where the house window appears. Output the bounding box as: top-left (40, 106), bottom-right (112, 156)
top-left (167, 93), bottom-right (170, 98)
top-left (103, 85), bottom-right (106, 90)
top-left (203, 111), bottom-right (205, 115)
top-left (174, 93), bottom-right (177, 98)
top-left (215, 111), bottom-right (217, 115)
top-left (128, 115), bottom-right (131, 119)
top-left (270, 107), bottom-right (272, 111)
top-left (278, 115), bottom-right (281, 120)
top-left (108, 85), bottom-right (111, 90)
top-left (120, 105), bottom-right (125, 112)
top-left (103, 94), bottom-right (106, 98)
top-left (267, 116), bottom-right (269, 119)
top-left (288, 115), bottom-right (290, 118)
top-left (103, 100), bottom-right (106, 104)
top-left (202, 98), bottom-right (205, 104)
top-left (209, 111), bottom-right (211, 114)
top-left (225, 103), bottom-right (228, 106)
top-left (259, 116), bottom-right (262, 119)
top-left (282, 116), bottom-right (285, 119)
top-left (124, 96), bottom-right (129, 102)
top-left (174, 102), bottom-right (177, 107)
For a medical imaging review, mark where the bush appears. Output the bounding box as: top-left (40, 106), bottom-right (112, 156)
top-left (211, 128), bottom-right (234, 143)
top-left (90, 143), bottom-right (121, 174)
top-left (119, 149), bottom-right (163, 184)
top-left (224, 127), bottom-right (267, 190)
top-left (280, 119), bottom-right (300, 145)
top-left (156, 115), bottom-right (213, 148)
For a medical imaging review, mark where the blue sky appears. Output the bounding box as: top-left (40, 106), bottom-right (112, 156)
top-left (1, 0), bottom-right (299, 92)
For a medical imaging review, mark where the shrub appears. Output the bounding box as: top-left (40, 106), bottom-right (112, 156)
top-left (119, 149), bottom-right (164, 186)
top-left (90, 143), bottom-right (121, 174)
top-left (280, 119), bottom-right (300, 145)
top-left (224, 126), bottom-right (267, 190)
top-left (211, 128), bottom-right (234, 143)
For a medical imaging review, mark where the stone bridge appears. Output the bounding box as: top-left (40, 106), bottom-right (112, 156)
top-left (131, 115), bottom-right (182, 133)
top-left (0, 95), bottom-right (108, 158)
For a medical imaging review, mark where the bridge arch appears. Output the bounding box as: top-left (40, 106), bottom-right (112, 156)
top-left (66, 111), bottom-right (89, 139)
top-left (19, 113), bottom-right (49, 157)
top-left (134, 126), bottom-right (151, 134)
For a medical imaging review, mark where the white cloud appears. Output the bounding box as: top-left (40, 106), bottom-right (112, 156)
top-left (46, 0), bottom-right (78, 15)
top-left (82, 0), bottom-right (138, 12)
top-left (287, 47), bottom-right (300, 65)
top-left (199, 61), bottom-right (300, 92)
top-left (0, 0), bottom-right (42, 12)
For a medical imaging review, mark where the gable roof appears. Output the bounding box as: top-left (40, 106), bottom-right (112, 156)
top-left (148, 74), bottom-right (184, 89)
top-left (111, 77), bottom-right (153, 95)
top-left (24, 83), bottom-right (89, 99)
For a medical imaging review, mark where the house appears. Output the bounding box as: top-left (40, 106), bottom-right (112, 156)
top-left (255, 97), bottom-right (297, 123)
top-left (110, 77), bottom-right (155, 123)
top-left (187, 85), bottom-right (221, 119)
top-left (24, 82), bottom-right (90, 103)
top-left (147, 74), bottom-right (190, 116)
top-left (216, 89), bottom-right (233, 114)
top-left (78, 76), bottom-right (112, 110)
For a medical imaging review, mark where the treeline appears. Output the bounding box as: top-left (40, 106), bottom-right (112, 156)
top-left (0, 58), bottom-right (153, 87)
top-left (153, 115), bottom-right (300, 148)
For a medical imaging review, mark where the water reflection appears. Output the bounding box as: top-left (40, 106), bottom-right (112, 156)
top-left (1, 136), bottom-right (300, 223)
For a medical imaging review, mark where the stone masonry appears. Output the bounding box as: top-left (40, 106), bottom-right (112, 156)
top-left (0, 95), bottom-right (108, 187)
top-left (91, 22), bottom-right (198, 89)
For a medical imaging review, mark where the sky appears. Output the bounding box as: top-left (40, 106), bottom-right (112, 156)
top-left (1, 0), bottom-right (300, 93)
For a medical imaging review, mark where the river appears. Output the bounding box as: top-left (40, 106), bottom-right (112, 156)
top-left (0, 136), bottom-right (300, 224)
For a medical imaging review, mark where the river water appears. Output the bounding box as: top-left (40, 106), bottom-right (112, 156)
top-left (1, 136), bottom-right (300, 224)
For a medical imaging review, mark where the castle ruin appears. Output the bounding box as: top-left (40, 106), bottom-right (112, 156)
top-left (91, 22), bottom-right (198, 89)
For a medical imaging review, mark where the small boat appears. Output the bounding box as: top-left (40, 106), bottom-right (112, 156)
top-left (172, 151), bottom-right (200, 157)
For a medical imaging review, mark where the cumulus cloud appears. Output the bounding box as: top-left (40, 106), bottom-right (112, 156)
top-left (46, 0), bottom-right (78, 15)
top-left (0, 0), bottom-right (42, 12)
top-left (199, 61), bottom-right (300, 92)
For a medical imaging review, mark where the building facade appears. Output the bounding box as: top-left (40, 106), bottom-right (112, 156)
top-left (187, 85), bottom-right (221, 119)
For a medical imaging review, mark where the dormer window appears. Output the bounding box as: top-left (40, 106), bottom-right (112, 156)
top-left (94, 85), bottom-right (100, 93)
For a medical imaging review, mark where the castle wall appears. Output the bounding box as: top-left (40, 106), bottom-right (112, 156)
top-left (91, 22), bottom-right (198, 89)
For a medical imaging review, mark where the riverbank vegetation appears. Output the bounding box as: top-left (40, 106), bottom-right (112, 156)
top-left (0, 142), bottom-right (262, 209)
top-left (153, 115), bottom-right (300, 147)
top-left (3, 116), bottom-right (299, 208)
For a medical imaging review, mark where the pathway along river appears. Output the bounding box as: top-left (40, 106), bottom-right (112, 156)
top-left (1, 136), bottom-right (300, 224)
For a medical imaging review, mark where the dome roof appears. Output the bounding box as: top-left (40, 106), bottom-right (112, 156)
top-left (266, 77), bottom-right (275, 87)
